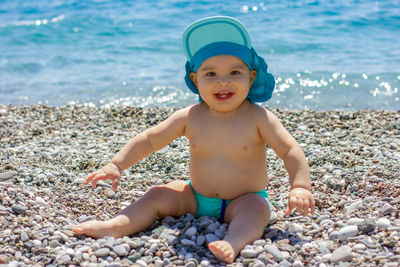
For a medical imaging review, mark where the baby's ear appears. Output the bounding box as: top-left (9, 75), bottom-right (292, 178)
top-left (250, 70), bottom-right (257, 86)
top-left (190, 72), bottom-right (198, 87)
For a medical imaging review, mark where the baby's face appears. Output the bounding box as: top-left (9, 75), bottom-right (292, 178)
top-left (190, 55), bottom-right (256, 113)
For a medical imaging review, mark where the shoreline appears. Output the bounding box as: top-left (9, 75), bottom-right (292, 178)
top-left (1, 105), bottom-right (399, 266)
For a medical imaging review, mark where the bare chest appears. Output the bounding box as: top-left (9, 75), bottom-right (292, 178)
top-left (187, 120), bottom-right (263, 155)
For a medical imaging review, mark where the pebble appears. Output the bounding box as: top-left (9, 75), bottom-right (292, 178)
top-left (185, 226), bottom-right (197, 237)
top-left (288, 223), bottom-right (303, 233)
top-left (113, 245), bottom-right (127, 257)
top-left (0, 171), bottom-right (17, 181)
top-left (377, 218), bottom-right (391, 229)
top-left (264, 244), bottom-right (283, 262)
top-left (337, 225), bottom-right (359, 240)
top-left (11, 204), bottom-right (28, 214)
top-left (358, 218), bottom-right (376, 233)
top-left (94, 248), bottom-right (110, 257)
top-left (330, 245), bottom-right (352, 262)
top-left (381, 203), bottom-right (395, 215)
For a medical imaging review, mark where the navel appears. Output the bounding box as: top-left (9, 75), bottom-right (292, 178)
top-left (243, 145), bottom-right (248, 151)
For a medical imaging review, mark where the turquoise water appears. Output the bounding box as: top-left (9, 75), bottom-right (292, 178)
top-left (1, 0), bottom-right (399, 110)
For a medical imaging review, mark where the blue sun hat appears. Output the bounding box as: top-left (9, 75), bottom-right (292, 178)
top-left (183, 16), bottom-right (275, 103)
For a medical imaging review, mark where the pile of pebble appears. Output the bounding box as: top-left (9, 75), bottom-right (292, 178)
top-left (0, 104), bottom-right (399, 266)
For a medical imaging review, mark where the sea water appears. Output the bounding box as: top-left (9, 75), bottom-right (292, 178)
top-left (1, 0), bottom-right (399, 110)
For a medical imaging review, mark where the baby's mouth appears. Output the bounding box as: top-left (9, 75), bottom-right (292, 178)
top-left (214, 91), bottom-right (234, 101)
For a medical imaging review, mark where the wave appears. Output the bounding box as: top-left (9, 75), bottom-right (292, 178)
top-left (0, 14), bottom-right (65, 28)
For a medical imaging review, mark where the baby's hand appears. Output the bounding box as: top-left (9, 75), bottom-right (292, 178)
top-left (84, 162), bottom-right (121, 191)
top-left (285, 187), bottom-right (315, 216)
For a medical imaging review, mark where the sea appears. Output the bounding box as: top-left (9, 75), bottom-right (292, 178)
top-left (1, 0), bottom-right (399, 110)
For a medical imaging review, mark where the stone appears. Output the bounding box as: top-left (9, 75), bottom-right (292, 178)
top-left (346, 200), bottom-right (363, 215)
top-left (381, 203), bottom-right (395, 215)
top-left (240, 248), bottom-right (257, 258)
top-left (288, 223), bottom-right (303, 233)
top-left (113, 245), bottom-right (127, 257)
top-left (185, 226), bottom-right (197, 237)
top-left (330, 245), bottom-right (352, 262)
top-left (196, 235), bottom-right (205, 246)
top-left (377, 218), bottom-right (391, 229)
top-left (0, 171), bottom-right (17, 181)
top-left (264, 245), bottom-right (283, 261)
top-left (358, 218), bottom-right (376, 234)
top-left (11, 204), bottom-right (28, 214)
top-left (205, 233), bottom-right (218, 244)
top-left (293, 260), bottom-right (304, 267)
top-left (337, 225), bottom-right (359, 240)
top-left (181, 239), bottom-right (196, 247)
top-left (94, 248), bottom-right (110, 258)
top-left (20, 231), bottom-right (29, 242)
top-left (49, 240), bottom-right (59, 248)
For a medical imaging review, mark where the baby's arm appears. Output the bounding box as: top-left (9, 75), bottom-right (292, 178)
top-left (257, 107), bottom-right (314, 216)
top-left (84, 107), bottom-right (189, 191)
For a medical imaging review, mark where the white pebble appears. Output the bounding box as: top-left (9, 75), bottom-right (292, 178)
top-left (377, 218), bottom-right (391, 229)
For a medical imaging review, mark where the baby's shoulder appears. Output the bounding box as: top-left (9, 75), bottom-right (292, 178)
top-left (247, 103), bottom-right (281, 126)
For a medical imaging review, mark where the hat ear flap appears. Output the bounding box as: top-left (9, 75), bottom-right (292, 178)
top-left (184, 61), bottom-right (204, 102)
top-left (247, 48), bottom-right (275, 102)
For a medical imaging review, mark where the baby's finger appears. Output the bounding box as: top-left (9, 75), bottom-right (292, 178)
top-left (84, 172), bottom-right (97, 184)
top-left (111, 179), bottom-right (119, 192)
top-left (300, 200), bottom-right (309, 216)
top-left (90, 173), bottom-right (108, 188)
top-left (285, 195), bottom-right (298, 215)
top-left (309, 198), bottom-right (315, 215)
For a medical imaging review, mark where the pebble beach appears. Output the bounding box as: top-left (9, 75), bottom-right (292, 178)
top-left (0, 104), bottom-right (399, 267)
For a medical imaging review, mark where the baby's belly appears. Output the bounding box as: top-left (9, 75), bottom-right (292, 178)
top-left (189, 159), bottom-right (268, 199)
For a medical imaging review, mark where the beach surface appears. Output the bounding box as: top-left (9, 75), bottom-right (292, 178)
top-left (0, 105), bottom-right (399, 266)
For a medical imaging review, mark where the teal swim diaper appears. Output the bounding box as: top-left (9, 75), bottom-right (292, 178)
top-left (186, 180), bottom-right (271, 222)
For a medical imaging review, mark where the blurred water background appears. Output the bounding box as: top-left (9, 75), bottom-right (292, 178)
top-left (1, 0), bottom-right (399, 110)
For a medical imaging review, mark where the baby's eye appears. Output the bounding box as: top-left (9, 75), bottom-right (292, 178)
top-left (231, 70), bottom-right (241, 75)
top-left (206, 72), bottom-right (216, 77)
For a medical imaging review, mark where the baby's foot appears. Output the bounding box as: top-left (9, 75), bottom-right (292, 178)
top-left (208, 240), bottom-right (236, 264)
top-left (73, 220), bottom-right (116, 239)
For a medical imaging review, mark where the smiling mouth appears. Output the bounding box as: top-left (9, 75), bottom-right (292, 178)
top-left (214, 91), bottom-right (234, 101)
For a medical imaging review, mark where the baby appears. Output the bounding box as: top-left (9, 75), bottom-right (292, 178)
top-left (73, 16), bottom-right (314, 263)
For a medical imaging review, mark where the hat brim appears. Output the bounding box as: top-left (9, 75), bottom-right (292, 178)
top-left (183, 16), bottom-right (252, 61)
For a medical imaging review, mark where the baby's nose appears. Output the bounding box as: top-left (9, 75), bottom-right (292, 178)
top-left (217, 75), bottom-right (230, 85)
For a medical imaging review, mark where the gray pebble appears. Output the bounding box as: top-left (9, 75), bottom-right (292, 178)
top-left (264, 244), bottom-right (283, 261)
top-left (337, 225), bottom-right (359, 240)
top-left (113, 244), bottom-right (127, 257)
top-left (293, 260), bottom-right (304, 267)
top-left (381, 203), bottom-right (395, 215)
top-left (346, 200), bottom-right (363, 215)
top-left (358, 218), bottom-right (376, 234)
top-left (377, 218), bottom-right (391, 229)
top-left (205, 233), bottom-right (218, 244)
top-left (330, 245), bottom-right (352, 262)
top-left (181, 238), bottom-right (196, 247)
top-left (20, 231), bottom-right (29, 242)
top-left (57, 254), bottom-right (71, 264)
top-left (94, 247), bottom-right (110, 257)
top-left (0, 171), bottom-right (17, 181)
top-left (196, 235), bottom-right (205, 246)
top-left (11, 204), bottom-right (28, 214)
top-left (185, 226), bottom-right (197, 237)
top-left (240, 248), bottom-right (257, 258)
top-left (288, 223), bottom-right (303, 233)
top-left (49, 240), bottom-right (60, 248)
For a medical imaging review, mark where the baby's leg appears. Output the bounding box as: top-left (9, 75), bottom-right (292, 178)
top-left (73, 180), bottom-right (197, 238)
top-left (208, 194), bottom-right (270, 263)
